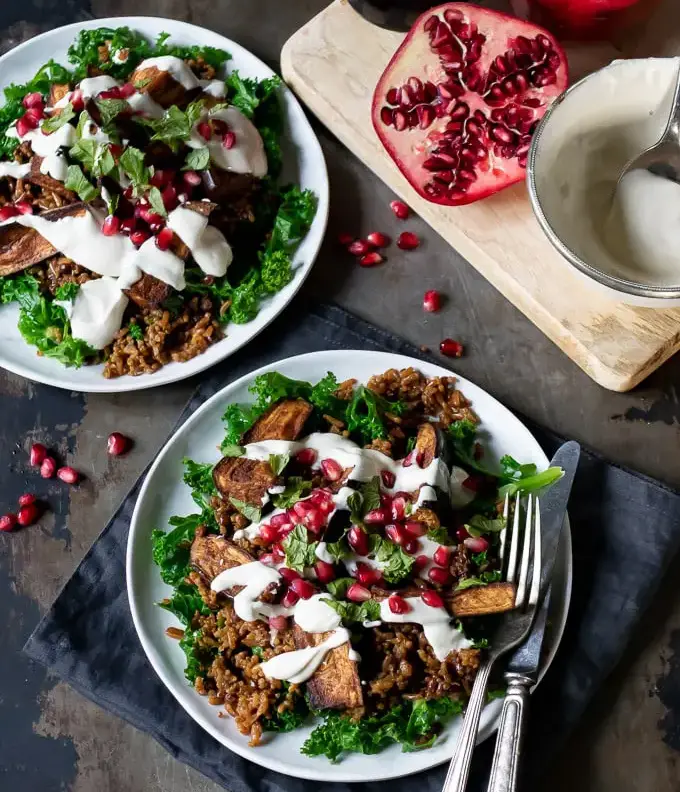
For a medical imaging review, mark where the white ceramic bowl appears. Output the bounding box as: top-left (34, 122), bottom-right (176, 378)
top-left (527, 57), bottom-right (680, 307)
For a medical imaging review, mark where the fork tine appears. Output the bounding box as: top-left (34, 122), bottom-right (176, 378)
top-left (499, 493), bottom-right (509, 567)
top-left (515, 494), bottom-right (533, 608)
top-left (506, 492), bottom-right (521, 583)
top-left (529, 498), bottom-right (542, 606)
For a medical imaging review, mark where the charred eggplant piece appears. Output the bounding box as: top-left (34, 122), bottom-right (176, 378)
top-left (190, 533), bottom-right (254, 584)
top-left (414, 422), bottom-right (451, 468)
top-left (128, 65), bottom-right (200, 108)
top-left (447, 582), bottom-right (516, 618)
top-left (293, 625), bottom-right (363, 710)
top-left (213, 457), bottom-right (277, 505)
top-left (27, 157), bottom-right (77, 200)
top-left (242, 399), bottom-right (313, 444)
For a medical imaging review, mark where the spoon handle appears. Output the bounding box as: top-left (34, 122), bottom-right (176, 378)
top-left (662, 61), bottom-right (680, 145)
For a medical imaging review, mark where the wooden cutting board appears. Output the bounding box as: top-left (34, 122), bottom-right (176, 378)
top-left (281, 0), bottom-right (680, 392)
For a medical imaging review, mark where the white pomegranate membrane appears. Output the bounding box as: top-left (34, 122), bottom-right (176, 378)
top-left (372, 3), bottom-right (568, 205)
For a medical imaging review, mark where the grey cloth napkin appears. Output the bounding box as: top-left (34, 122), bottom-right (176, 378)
top-left (24, 300), bottom-right (680, 792)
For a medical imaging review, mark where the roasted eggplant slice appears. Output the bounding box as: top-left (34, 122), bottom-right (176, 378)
top-left (0, 203), bottom-right (88, 276)
top-left (128, 65), bottom-right (199, 108)
top-left (213, 457), bottom-right (278, 505)
top-left (27, 156), bottom-right (77, 200)
top-left (414, 421), bottom-right (451, 468)
top-left (48, 82), bottom-right (71, 108)
top-left (447, 582), bottom-right (516, 617)
top-left (124, 272), bottom-right (172, 310)
top-left (190, 533), bottom-right (254, 584)
top-left (293, 625), bottom-right (363, 710)
top-left (242, 399), bottom-right (313, 444)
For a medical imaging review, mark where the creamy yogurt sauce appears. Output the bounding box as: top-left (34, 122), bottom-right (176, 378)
top-left (535, 57), bottom-right (680, 289)
top-left (188, 106), bottom-right (268, 177)
top-left (59, 277), bottom-right (129, 349)
top-left (199, 79), bottom-right (226, 98)
top-left (126, 91), bottom-right (165, 119)
top-left (7, 121), bottom-right (76, 181)
top-left (0, 161), bottom-right (31, 179)
top-left (136, 56), bottom-right (200, 90)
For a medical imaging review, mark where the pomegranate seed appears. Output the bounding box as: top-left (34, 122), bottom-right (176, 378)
top-left (294, 500), bottom-right (312, 517)
top-left (22, 92), bottom-right (43, 109)
top-left (120, 217), bottom-right (136, 235)
top-left (102, 215), bottom-right (120, 236)
top-left (397, 231), bottom-right (420, 250)
top-left (0, 514), bottom-right (17, 532)
top-left (150, 170), bottom-right (168, 188)
top-left (402, 451), bottom-right (414, 468)
top-left (154, 227), bottom-right (173, 251)
top-left (440, 338), bottom-right (464, 358)
top-left (130, 230), bottom-right (150, 247)
top-left (314, 560), bottom-right (336, 583)
top-left (385, 523), bottom-right (407, 545)
top-left (14, 200), bottom-right (33, 215)
top-left (337, 232), bottom-right (354, 246)
top-left (390, 200), bottom-right (410, 220)
top-left (423, 290), bottom-right (442, 313)
top-left (320, 458), bottom-right (343, 481)
top-left (57, 466), bottom-right (79, 485)
top-left (380, 492), bottom-right (393, 509)
top-left (269, 615), bottom-right (288, 631)
top-left (310, 488), bottom-right (333, 504)
top-left (99, 86), bottom-right (122, 100)
top-left (17, 502), bottom-right (40, 527)
top-left (456, 526), bottom-right (470, 541)
top-left (288, 507), bottom-right (303, 525)
top-left (123, 186), bottom-right (134, 200)
top-left (281, 588), bottom-right (300, 608)
top-left (270, 512), bottom-right (291, 529)
top-left (15, 117), bottom-right (33, 138)
top-left (272, 543), bottom-right (285, 560)
top-left (464, 536), bottom-right (490, 553)
top-left (24, 107), bottom-right (44, 125)
top-left (290, 577), bottom-right (315, 599)
top-left (366, 231), bottom-right (390, 248)
top-left (40, 456), bottom-right (57, 479)
top-left (348, 239), bottom-right (373, 257)
top-left (364, 508), bottom-right (388, 525)
top-left (107, 432), bottom-right (131, 456)
top-left (259, 524), bottom-right (279, 543)
top-left (404, 520), bottom-right (426, 537)
top-left (30, 443), bottom-right (48, 466)
top-left (304, 508), bottom-right (326, 534)
top-left (222, 131), bottom-right (236, 149)
top-left (259, 552), bottom-right (276, 566)
top-left (355, 562), bottom-right (382, 586)
top-left (359, 252), bottom-right (384, 267)
top-left (279, 567), bottom-right (302, 583)
top-left (388, 594), bottom-right (410, 614)
top-left (380, 470), bottom-right (396, 488)
top-left (403, 538), bottom-right (420, 554)
top-left (428, 566), bottom-right (452, 585)
top-left (119, 82), bottom-right (136, 98)
top-left (295, 448), bottom-right (317, 466)
top-left (414, 554), bottom-right (429, 572)
top-left (70, 89), bottom-right (84, 112)
top-left (197, 121), bottom-right (212, 141)
top-left (211, 119), bottom-right (229, 135)
top-left (346, 583), bottom-right (372, 602)
top-left (348, 525), bottom-right (369, 556)
top-left (391, 496), bottom-right (407, 521)
top-left (183, 170), bottom-right (202, 187)
top-left (162, 184), bottom-right (178, 210)
top-left (421, 589), bottom-right (444, 608)
top-left (433, 545), bottom-right (451, 567)
top-left (0, 205), bottom-right (19, 222)
top-left (18, 493), bottom-right (36, 507)
top-left (462, 475), bottom-right (483, 492)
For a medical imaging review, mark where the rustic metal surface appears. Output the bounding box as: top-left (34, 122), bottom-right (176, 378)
top-left (0, 2), bottom-right (679, 790)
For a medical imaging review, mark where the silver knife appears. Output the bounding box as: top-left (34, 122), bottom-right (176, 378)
top-left (486, 441), bottom-right (580, 792)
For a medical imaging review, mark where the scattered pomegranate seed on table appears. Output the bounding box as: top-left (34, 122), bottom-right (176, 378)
top-left (440, 338), bottom-right (464, 358)
top-left (57, 466), bottom-right (80, 485)
top-left (0, 514), bottom-right (17, 532)
top-left (18, 493), bottom-right (36, 507)
top-left (107, 432), bottom-right (131, 456)
top-left (423, 290), bottom-right (442, 313)
top-left (348, 239), bottom-right (373, 257)
top-left (40, 456), bottom-right (57, 479)
top-left (359, 252), bottom-right (383, 267)
top-left (390, 200), bottom-right (410, 220)
top-left (397, 231), bottom-right (420, 250)
top-left (337, 232), bottom-right (354, 246)
top-left (30, 443), bottom-right (48, 467)
top-left (17, 502), bottom-right (40, 527)
top-left (366, 231), bottom-right (390, 248)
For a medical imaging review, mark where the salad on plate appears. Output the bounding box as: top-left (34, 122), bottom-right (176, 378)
top-left (151, 364), bottom-right (562, 761)
top-left (0, 26), bottom-right (316, 378)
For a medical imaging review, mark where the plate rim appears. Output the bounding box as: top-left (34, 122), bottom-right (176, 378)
top-left (126, 348), bottom-right (573, 782)
top-left (0, 16), bottom-right (329, 393)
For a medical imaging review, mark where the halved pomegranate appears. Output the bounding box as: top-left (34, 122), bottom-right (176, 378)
top-left (371, 3), bottom-right (568, 206)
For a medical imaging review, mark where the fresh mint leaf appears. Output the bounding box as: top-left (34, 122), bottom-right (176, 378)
top-left (229, 497), bottom-right (262, 523)
top-left (465, 514), bottom-right (506, 538)
top-left (481, 569), bottom-right (502, 583)
top-left (148, 185), bottom-right (168, 218)
top-left (119, 145), bottom-right (150, 194)
top-left (325, 539), bottom-right (351, 563)
top-left (95, 97), bottom-right (129, 127)
top-left (455, 577), bottom-right (487, 591)
top-left (183, 146), bottom-right (210, 171)
top-left (41, 102), bottom-right (75, 133)
top-left (105, 191), bottom-right (119, 216)
top-left (268, 452), bottom-right (290, 477)
top-left (498, 467), bottom-right (564, 499)
top-left (361, 476), bottom-right (381, 513)
top-left (426, 526), bottom-right (453, 545)
top-left (54, 282), bottom-right (80, 301)
top-left (325, 577), bottom-right (354, 599)
top-left (64, 164), bottom-right (97, 202)
top-left (282, 524), bottom-right (318, 573)
top-left (346, 491), bottom-right (364, 527)
top-left (369, 535), bottom-right (414, 584)
top-left (320, 597), bottom-right (380, 626)
top-left (141, 100), bottom-right (206, 151)
top-left (69, 139), bottom-right (116, 178)
top-left (221, 443), bottom-right (245, 458)
top-left (272, 477), bottom-right (312, 509)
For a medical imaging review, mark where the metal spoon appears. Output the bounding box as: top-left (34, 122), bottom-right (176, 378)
top-left (617, 61), bottom-right (680, 187)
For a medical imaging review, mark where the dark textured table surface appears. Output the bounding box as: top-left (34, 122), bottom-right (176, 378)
top-left (1, 2), bottom-right (679, 790)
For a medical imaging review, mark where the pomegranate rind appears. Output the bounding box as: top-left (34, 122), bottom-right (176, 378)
top-left (371, 3), bottom-right (569, 206)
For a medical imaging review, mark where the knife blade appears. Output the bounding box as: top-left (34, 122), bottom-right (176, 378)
top-left (507, 440), bottom-right (580, 676)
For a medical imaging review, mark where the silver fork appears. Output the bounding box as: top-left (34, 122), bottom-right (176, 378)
top-left (441, 493), bottom-right (541, 792)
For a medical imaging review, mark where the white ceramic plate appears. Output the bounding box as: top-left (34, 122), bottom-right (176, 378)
top-left (0, 17), bottom-right (329, 392)
top-left (127, 350), bottom-right (572, 783)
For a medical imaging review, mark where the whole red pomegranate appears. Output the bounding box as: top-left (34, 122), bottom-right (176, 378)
top-left (372, 3), bottom-right (569, 206)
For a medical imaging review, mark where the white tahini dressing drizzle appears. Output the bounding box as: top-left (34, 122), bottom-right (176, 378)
top-left (7, 122), bottom-right (76, 182)
top-left (188, 106), bottom-right (268, 177)
top-left (135, 56), bottom-right (200, 90)
top-left (126, 91), bottom-right (165, 119)
top-left (135, 235), bottom-right (186, 290)
top-left (379, 598), bottom-right (472, 661)
top-left (166, 205), bottom-right (232, 276)
top-left (0, 161), bottom-right (31, 179)
top-left (449, 466), bottom-right (476, 508)
top-left (199, 79), bottom-right (226, 98)
top-left (79, 75), bottom-right (120, 99)
top-left (61, 277), bottom-right (129, 349)
top-left (211, 560), bottom-right (285, 622)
